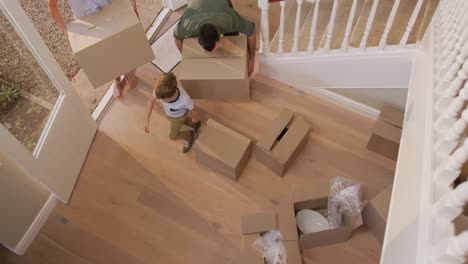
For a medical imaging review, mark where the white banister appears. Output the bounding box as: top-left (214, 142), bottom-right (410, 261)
top-left (324, 0), bottom-right (339, 51)
top-left (434, 87), bottom-right (468, 135)
top-left (434, 139), bottom-right (468, 186)
top-left (291, 0), bottom-right (303, 54)
top-left (341, 0), bottom-right (358, 51)
top-left (307, 0), bottom-right (320, 54)
top-left (431, 232), bottom-right (468, 264)
top-left (360, 0), bottom-right (379, 49)
top-left (435, 109), bottom-right (468, 160)
top-left (277, 1), bottom-right (286, 55)
top-left (379, 0), bottom-right (400, 49)
top-left (258, 0), bottom-right (270, 55)
top-left (400, 0), bottom-right (425, 47)
top-left (435, 63), bottom-right (468, 111)
top-left (433, 181), bottom-right (468, 224)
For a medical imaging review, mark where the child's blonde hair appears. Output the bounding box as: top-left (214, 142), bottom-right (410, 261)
top-left (155, 73), bottom-right (177, 99)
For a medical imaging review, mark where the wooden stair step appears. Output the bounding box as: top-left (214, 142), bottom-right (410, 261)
top-left (297, 0), bottom-right (335, 51)
top-left (385, 0), bottom-right (419, 45)
top-left (269, 0), bottom-right (314, 53)
top-left (407, 0), bottom-right (430, 44)
top-left (317, 0), bottom-right (365, 49)
top-left (416, 0), bottom-right (440, 41)
top-left (348, 0), bottom-right (372, 48)
top-left (364, 0), bottom-right (395, 47)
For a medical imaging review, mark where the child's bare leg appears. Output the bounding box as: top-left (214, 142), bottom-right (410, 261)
top-left (113, 76), bottom-right (123, 98)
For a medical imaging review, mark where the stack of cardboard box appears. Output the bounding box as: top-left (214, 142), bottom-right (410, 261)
top-left (367, 105), bottom-right (404, 161)
top-left (68, 0), bottom-right (154, 87)
top-left (178, 36), bottom-right (250, 100)
top-left (256, 109), bottom-right (311, 176)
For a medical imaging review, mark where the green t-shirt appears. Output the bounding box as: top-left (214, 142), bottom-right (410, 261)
top-left (173, 0), bottom-right (255, 40)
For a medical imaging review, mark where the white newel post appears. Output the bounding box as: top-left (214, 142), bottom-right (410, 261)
top-left (360, 0), bottom-right (379, 49)
top-left (291, 0), bottom-right (303, 54)
top-left (307, 0), bottom-right (320, 54)
top-left (400, 0), bottom-right (425, 47)
top-left (258, 0), bottom-right (270, 55)
top-left (324, 0), bottom-right (338, 51)
top-left (341, 0), bottom-right (358, 51)
top-left (277, 1), bottom-right (286, 54)
top-left (379, 0), bottom-right (400, 49)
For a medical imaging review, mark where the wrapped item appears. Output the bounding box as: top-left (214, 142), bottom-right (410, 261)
top-left (254, 230), bottom-right (287, 264)
top-left (328, 176), bottom-right (363, 229)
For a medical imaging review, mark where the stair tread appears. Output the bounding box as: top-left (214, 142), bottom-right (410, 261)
top-left (407, 0), bottom-right (430, 44)
top-left (318, 0), bottom-right (365, 50)
top-left (348, 0), bottom-right (372, 48)
top-left (270, 0), bottom-right (314, 53)
top-left (416, 0), bottom-right (439, 41)
top-left (385, 0), bottom-right (420, 45)
top-left (297, 0), bottom-right (335, 51)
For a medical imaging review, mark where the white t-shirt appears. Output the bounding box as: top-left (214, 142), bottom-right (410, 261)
top-left (68, 0), bottom-right (112, 18)
top-left (153, 87), bottom-right (194, 118)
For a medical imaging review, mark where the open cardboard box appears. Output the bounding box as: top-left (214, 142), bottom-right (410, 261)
top-left (362, 185), bottom-right (392, 243)
top-left (292, 184), bottom-right (364, 250)
top-left (67, 0), bottom-right (154, 88)
top-left (178, 36), bottom-right (250, 100)
top-left (240, 212), bottom-right (303, 264)
top-left (194, 119), bottom-right (253, 181)
top-left (256, 109), bottom-right (311, 176)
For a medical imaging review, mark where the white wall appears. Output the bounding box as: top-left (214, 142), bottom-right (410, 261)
top-left (328, 88), bottom-right (408, 111)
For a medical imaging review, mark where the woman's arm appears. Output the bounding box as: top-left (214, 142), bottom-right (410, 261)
top-left (130, 0), bottom-right (139, 18)
top-left (144, 95), bottom-right (156, 133)
top-left (48, 0), bottom-right (68, 36)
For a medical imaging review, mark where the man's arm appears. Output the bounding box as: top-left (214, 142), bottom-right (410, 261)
top-left (130, 0), bottom-right (139, 18)
top-left (144, 96), bottom-right (156, 133)
top-left (48, 0), bottom-right (67, 36)
top-left (175, 39), bottom-right (183, 53)
top-left (247, 32), bottom-right (256, 76)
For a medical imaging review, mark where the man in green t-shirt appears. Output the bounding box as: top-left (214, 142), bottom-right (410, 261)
top-left (174, 0), bottom-right (256, 76)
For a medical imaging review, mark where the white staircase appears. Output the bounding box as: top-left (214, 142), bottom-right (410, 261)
top-left (257, 0), bottom-right (468, 263)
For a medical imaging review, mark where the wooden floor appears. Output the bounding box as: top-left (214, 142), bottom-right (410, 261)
top-left (0, 60), bottom-right (394, 263)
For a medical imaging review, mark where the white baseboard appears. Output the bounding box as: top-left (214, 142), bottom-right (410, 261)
top-left (297, 86), bottom-right (380, 119)
top-left (13, 194), bottom-right (58, 255)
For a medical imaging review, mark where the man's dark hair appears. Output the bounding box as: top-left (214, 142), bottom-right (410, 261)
top-left (198, 24), bottom-right (220, 52)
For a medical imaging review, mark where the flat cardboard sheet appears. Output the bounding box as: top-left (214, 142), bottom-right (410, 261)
top-left (241, 212), bottom-right (277, 235)
top-left (151, 23), bottom-right (181, 72)
top-left (379, 104), bottom-right (404, 128)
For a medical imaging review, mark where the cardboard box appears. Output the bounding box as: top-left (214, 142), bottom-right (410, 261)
top-left (292, 184), bottom-right (364, 250)
top-left (67, 0), bottom-right (154, 87)
top-left (256, 109), bottom-right (311, 176)
top-left (274, 202), bottom-right (299, 241)
top-left (178, 36), bottom-right (250, 100)
top-left (241, 212), bottom-right (278, 235)
top-left (240, 212), bottom-right (302, 264)
top-left (379, 105), bottom-right (404, 128)
top-left (362, 185), bottom-right (392, 243)
top-left (194, 119), bottom-right (253, 180)
top-left (367, 118), bottom-right (402, 161)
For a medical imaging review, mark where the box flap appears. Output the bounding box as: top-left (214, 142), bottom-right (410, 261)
top-left (258, 109), bottom-right (294, 151)
top-left (272, 117), bottom-right (311, 164)
top-left (196, 119), bottom-right (252, 168)
top-left (373, 119), bottom-right (401, 143)
top-left (241, 212), bottom-right (277, 235)
top-left (292, 183), bottom-right (330, 205)
top-left (242, 234), bottom-right (264, 263)
top-left (67, 0), bottom-right (139, 52)
top-left (274, 202), bottom-right (299, 241)
top-left (379, 105), bottom-right (404, 128)
top-left (299, 226), bottom-right (354, 249)
top-left (342, 213), bottom-right (364, 229)
top-left (370, 185), bottom-right (392, 220)
top-left (178, 57), bottom-right (247, 80)
top-left (283, 241), bottom-right (302, 264)
top-left (182, 36), bottom-right (247, 58)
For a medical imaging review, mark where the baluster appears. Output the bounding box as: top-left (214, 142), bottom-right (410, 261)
top-left (360, 0), bottom-right (379, 49)
top-left (307, 0), bottom-right (320, 54)
top-left (399, 0), bottom-right (424, 47)
top-left (438, 28), bottom-right (468, 76)
top-left (437, 0), bottom-right (461, 38)
top-left (341, 0), bottom-right (358, 51)
top-left (433, 182), bottom-right (468, 237)
top-left (378, 0), bottom-right (400, 49)
top-left (431, 231), bottom-right (468, 264)
top-left (291, 0), bottom-right (303, 54)
top-left (437, 3), bottom-right (468, 57)
top-left (434, 139), bottom-right (468, 186)
top-left (435, 109), bottom-right (468, 161)
top-left (434, 88), bottom-right (468, 135)
top-left (324, 0), bottom-right (338, 51)
top-left (435, 62), bottom-right (468, 109)
top-left (438, 38), bottom-right (468, 82)
top-left (258, 0), bottom-right (270, 55)
top-left (277, 1), bottom-right (286, 55)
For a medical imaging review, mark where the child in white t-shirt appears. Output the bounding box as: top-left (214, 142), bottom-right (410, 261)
top-left (144, 73), bottom-right (201, 154)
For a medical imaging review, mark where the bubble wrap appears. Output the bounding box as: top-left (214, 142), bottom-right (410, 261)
top-left (327, 176), bottom-right (363, 229)
top-left (253, 230), bottom-right (287, 264)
